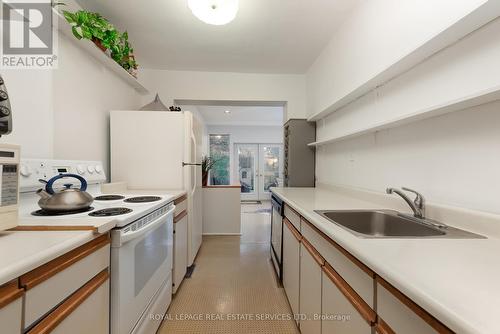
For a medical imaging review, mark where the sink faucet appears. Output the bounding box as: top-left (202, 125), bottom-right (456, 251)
top-left (386, 187), bottom-right (425, 219)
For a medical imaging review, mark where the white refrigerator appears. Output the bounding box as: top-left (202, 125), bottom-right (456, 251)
top-left (110, 110), bottom-right (203, 266)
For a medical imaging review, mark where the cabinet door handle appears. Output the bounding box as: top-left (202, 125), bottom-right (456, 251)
top-left (20, 234), bottom-right (110, 290)
top-left (375, 318), bottom-right (396, 334)
top-left (323, 262), bottom-right (376, 325)
top-left (284, 218), bottom-right (302, 242)
top-left (301, 238), bottom-right (324, 266)
top-left (0, 279), bottom-right (24, 309)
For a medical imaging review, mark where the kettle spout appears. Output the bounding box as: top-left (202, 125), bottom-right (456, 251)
top-left (36, 189), bottom-right (52, 200)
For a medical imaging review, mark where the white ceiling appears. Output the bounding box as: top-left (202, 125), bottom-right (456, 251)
top-left (77, 0), bottom-right (361, 73)
top-left (190, 105), bottom-right (283, 126)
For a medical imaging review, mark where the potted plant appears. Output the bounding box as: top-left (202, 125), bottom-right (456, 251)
top-left (61, 8), bottom-right (139, 75)
top-left (201, 156), bottom-right (218, 187)
top-left (62, 10), bottom-right (116, 52)
top-left (111, 32), bottom-right (138, 77)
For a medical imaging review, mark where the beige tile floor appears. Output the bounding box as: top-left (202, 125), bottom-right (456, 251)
top-left (159, 201), bottom-right (299, 334)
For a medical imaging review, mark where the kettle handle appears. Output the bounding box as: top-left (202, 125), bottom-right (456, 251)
top-left (46, 173), bottom-right (88, 195)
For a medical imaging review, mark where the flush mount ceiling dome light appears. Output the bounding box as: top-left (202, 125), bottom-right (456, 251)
top-left (188, 0), bottom-right (239, 25)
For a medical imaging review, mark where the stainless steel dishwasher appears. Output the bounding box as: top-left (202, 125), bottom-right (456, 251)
top-left (270, 194), bottom-right (284, 283)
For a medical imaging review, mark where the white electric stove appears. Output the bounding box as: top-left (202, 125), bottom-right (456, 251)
top-left (19, 158), bottom-right (175, 334)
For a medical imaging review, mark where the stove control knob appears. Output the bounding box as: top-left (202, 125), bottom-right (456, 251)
top-left (0, 90), bottom-right (8, 101)
top-left (0, 106), bottom-right (10, 117)
top-left (20, 164), bottom-right (32, 177)
top-left (87, 165), bottom-right (95, 174)
top-left (76, 165), bottom-right (85, 175)
top-left (95, 165), bottom-right (102, 174)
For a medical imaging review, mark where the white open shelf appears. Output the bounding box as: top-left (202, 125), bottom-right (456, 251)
top-left (53, 9), bottom-right (150, 95)
top-left (308, 84), bottom-right (500, 147)
top-left (307, 2), bottom-right (500, 122)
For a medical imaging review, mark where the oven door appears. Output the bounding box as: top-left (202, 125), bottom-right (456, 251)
top-left (110, 205), bottom-right (174, 334)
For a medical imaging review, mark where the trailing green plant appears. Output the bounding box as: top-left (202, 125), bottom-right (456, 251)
top-left (61, 9), bottom-right (138, 74)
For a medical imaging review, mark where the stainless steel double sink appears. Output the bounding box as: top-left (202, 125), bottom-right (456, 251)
top-left (314, 210), bottom-right (484, 239)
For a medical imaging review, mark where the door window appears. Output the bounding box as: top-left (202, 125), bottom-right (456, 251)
top-left (209, 134), bottom-right (230, 185)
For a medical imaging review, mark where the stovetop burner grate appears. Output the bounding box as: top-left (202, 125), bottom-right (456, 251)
top-left (32, 207), bottom-right (94, 216)
top-left (94, 195), bottom-right (126, 201)
top-left (89, 207), bottom-right (133, 217)
top-left (124, 196), bottom-right (162, 203)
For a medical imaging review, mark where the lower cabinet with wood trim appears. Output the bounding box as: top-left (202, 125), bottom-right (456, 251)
top-left (27, 270), bottom-right (110, 334)
top-left (376, 277), bottom-right (453, 334)
top-left (321, 263), bottom-right (375, 334)
top-left (299, 239), bottom-right (323, 334)
top-left (278, 199), bottom-right (455, 334)
top-left (0, 234), bottom-right (112, 334)
top-left (20, 234), bottom-right (110, 329)
top-left (0, 280), bottom-right (24, 334)
top-left (173, 209), bottom-right (188, 294)
top-left (282, 218), bottom-right (301, 323)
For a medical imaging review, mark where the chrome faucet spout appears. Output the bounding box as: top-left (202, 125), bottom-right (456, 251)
top-left (386, 187), bottom-right (425, 219)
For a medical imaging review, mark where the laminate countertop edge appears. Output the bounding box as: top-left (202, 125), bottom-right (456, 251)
top-left (0, 230), bottom-right (96, 286)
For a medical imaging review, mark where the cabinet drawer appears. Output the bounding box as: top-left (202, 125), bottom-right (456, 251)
top-left (284, 204), bottom-right (301, 231)
top-left (27, 270), bottom-right (109, 334)
top-left (174, 194), bottom-right (187, 216)
top-left (0, 280), bottom-right (24, 334)
top-left (376, 277), bottom-right (452, 334)
top-left (322, 263), bottom-right (375, 334)
top-left (21, 235), bottom-right (110, 329)
top-left (301, 219), bottom-right (374, 308)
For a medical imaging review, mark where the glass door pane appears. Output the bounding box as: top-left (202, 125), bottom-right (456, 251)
top-left (259, 144), bottom-right (283, 200)
top-left (235, 144), bottom-right (259, 200)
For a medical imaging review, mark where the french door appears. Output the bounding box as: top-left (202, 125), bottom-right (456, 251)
top-left (235, 143), bottom-right (283, 200)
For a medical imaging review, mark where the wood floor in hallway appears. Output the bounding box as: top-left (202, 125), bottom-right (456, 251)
top-left (158, 202), bottom-right (299, 334)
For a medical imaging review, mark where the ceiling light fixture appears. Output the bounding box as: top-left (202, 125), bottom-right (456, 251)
top-left (224, 110), bottom-right (231, 114)
top-left (188, 0), bottom-right (239, 26)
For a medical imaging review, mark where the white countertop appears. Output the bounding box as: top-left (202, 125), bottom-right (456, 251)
top-left (271, 186), bottom-right (500, 334)
top-left (0, 230), bottom-right (95, 285)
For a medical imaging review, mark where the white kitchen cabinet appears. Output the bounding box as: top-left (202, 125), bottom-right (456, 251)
top-left (0, 280), bottom-right (23, 334)
top-left (376, 277), bottom-right (452, 334)
top-left (173, 210), bottom-right (188, 294)
top-left (284, 204), bottom-right (301, 231)
top-left (321, 263), bottom-right (375, 334)
top-left (27, 270), bottom-right (110, 334)
top-left (20, 235), bottom-right (110, 329)
top-left (299, 239), bottom-right (324, 334)
top-left (282, 218), bottom-right (301, 322)
top-left (301, 218), bottom-right (374, 308)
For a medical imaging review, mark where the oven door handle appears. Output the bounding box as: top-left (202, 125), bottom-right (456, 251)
top-left (119, 206), bottom-right (175, 245)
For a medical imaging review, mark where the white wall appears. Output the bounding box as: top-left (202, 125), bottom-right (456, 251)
top-left (0, 70), bottom-right (53, 158)
top-left (140, 69), bottom-right (307, 121)
top-left (207, 125), bottom-right (283, 185)
top-left (310, 1), bottom-right (500, 215)
top-left (317, 16), bottom-right (500, 141)
top-left (53, 33), bottom-right (142, 172)
top-left (0, 32), bottom-right (142, 176)
top-left (316, 100), bottom-right (500, 214)
top-left (306, 0), bottom-right (493, 117)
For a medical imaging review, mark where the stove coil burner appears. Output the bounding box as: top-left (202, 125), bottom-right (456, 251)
top-left (32, 207), bottom-right (94, 216)
top-left (94, 195), bottom-right (126, 201)
top-left (124, 196), bottom-right (162, 203)
top-left (89, 207), bottom-right (133, 217)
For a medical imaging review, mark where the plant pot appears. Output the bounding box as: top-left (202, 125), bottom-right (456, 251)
top-left (202, 172), bottom-right (208, 187)
top-left (92, 38), bottom-right (107, 52)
